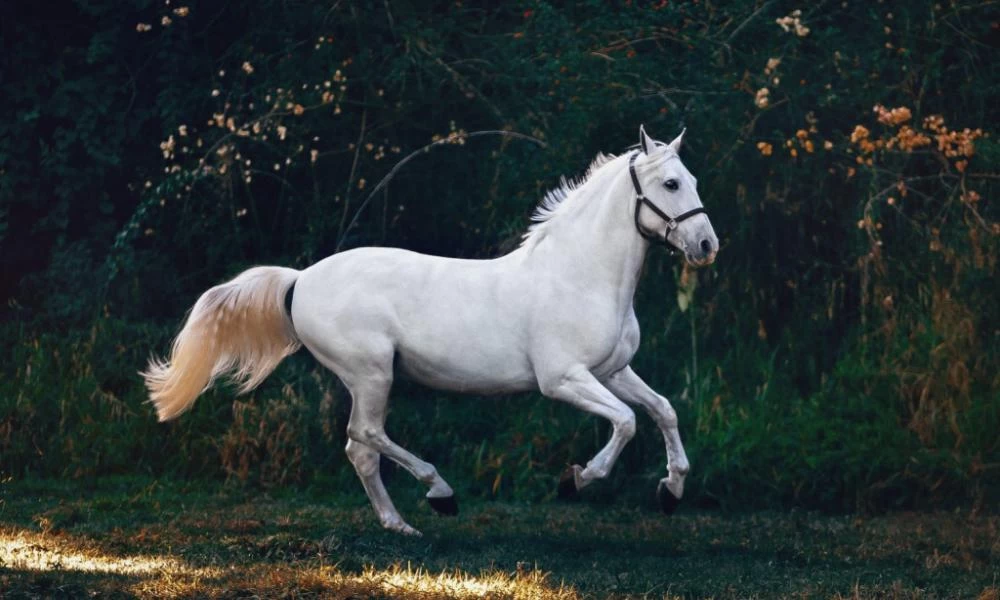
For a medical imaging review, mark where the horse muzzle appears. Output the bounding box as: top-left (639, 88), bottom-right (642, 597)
top-left (684, 235), bottom-right (718, 267)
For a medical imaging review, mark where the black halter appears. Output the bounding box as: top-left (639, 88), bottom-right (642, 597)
top-left (628, 151), bottom-right (707, 249)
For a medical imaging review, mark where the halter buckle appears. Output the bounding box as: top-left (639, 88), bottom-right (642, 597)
top-left (666, 219), bottom-right (678, 231)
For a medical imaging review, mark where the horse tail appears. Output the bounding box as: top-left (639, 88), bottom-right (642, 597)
top-left (143, 266), bottom-right (301, 422)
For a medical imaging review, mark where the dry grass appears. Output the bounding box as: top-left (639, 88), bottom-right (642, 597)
top-left (1, 527), bottom-right (574, 599)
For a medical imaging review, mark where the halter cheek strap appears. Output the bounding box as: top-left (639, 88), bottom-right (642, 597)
top-left (628, 152), bottom-right (707, 249)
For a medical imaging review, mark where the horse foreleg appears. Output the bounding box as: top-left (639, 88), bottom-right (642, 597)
top-left (539, 365), bottom-right (637, 493)
top-left (604, 366), bottom-right (689, 514)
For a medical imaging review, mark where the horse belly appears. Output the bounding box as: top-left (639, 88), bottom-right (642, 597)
top-left (395, 310), bottom-right (536, 394)
top-left (397, 345), bottom-right (536, 394)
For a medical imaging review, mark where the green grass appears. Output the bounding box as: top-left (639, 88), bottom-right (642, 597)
top-left (1, 477), bottom-right (996, 598)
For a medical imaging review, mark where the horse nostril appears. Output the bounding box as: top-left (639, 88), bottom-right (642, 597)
top-left (700, 239), bottom-right (713, 255)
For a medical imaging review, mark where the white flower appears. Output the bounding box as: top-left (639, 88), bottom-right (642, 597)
top-left (776, 11), bottom-right (810, 37)
top-left (755, 87), bottom-right (770, 109)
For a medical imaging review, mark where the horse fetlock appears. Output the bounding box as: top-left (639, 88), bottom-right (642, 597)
top-left (661, 474), bottom-right (685, 499)
top-left (670, 461), bottom-right (690, 477)
top-left (377, 509), bottom-right (412, 529)
top-left (582, 461), bottom-right (611, 482)
top-left (427, 480), bottom-right (453, 498)
top-left (381, 517), bottom-right (421, 536)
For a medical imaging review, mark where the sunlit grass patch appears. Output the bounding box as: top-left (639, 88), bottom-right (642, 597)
top-left (0, 529), bottom-right (217, 578)
top-left (361, 564), bottom-right (573, 599)
top-left (1, 526), bottom-right (578, 599)
top-left (192, 563), bottom-right (579, 599)
top-left (0, 527), bottom-right (222, 596)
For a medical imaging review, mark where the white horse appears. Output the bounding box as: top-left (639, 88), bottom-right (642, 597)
top-left (144, 126), bottom-right (718, 535)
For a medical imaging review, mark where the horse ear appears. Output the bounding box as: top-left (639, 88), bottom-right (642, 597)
top-left (668, 128), bottom-right (686, 153)
top-left (639, 124), bottom-right (654, 155)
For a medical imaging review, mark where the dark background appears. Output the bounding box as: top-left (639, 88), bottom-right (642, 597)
top-left (1, 0), bottom-right (997, 512)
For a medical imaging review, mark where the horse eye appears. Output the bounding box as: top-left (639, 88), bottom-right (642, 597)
top-left (664, 179), bottom-right (679, 191)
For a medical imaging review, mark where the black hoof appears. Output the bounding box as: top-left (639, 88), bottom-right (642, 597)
top-left (656, 481), bottom-right (681, 515)
top-left (428, 495), bottom-right (459, 516)
top-left (557, 466), bottom-right (579, 500)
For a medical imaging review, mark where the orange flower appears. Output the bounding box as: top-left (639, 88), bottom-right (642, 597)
top-left (873, 104), bottom-right (911, 126)
top-left (850, 125), bottom-right (870, 144)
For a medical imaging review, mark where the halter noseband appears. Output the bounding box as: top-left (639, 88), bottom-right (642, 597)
top-left (628, 151), bottom-right (707, 250)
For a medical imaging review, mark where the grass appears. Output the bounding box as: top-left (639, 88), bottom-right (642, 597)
top-left (0, 477), bottom-right (997, 598)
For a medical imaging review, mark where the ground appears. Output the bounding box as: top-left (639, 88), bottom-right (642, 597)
top-left (0, 477), bottom-right (996, 599)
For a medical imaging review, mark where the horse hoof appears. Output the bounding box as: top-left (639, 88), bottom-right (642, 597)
top-left (656, 480), bottom-right (681, 515)
top-left (428, 495), bottom-right (459, 516)
top-left (557, 465), bottom-right (581, 500)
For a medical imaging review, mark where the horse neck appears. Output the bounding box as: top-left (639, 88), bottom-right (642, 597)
top-left (526, 158), bottom-right (649, 306)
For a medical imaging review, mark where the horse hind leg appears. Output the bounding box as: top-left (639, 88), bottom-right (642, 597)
top-left (345, 374), bottom-right (458, 534)
top-left (344, 439), bottom-right (418, 535)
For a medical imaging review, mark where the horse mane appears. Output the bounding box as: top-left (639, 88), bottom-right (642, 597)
top-left (521, 151), bottom-right (618, 246)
